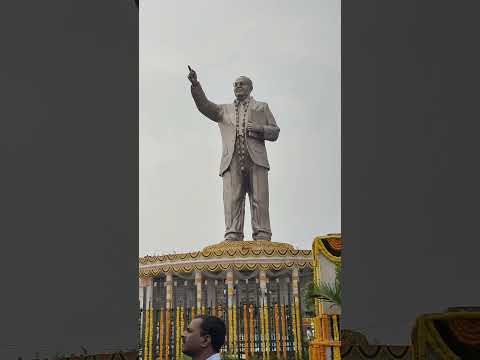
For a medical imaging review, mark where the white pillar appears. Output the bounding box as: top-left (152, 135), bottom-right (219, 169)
top-left (195, 271), bottom-right (202, 310)
top-left (139, 277), bottom-right (154, 308)
top-left (291, 268), bottom-right (299, 299)
top-left (259, 270), bottom-right (267, 306)
top-left (165, 273), bottom-right (173, 310)
top-left (226, 270), bottom-right (234, 308)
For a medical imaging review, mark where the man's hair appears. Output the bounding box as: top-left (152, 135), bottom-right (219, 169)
top-left (195, 315), bottom-right (226, 352)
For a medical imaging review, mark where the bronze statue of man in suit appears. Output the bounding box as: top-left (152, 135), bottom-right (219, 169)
top-left (187, 66), bottom-right (280, 241)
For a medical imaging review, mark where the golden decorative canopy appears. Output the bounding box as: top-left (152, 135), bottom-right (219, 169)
top-left (139, 240), bottom-right (312, 277)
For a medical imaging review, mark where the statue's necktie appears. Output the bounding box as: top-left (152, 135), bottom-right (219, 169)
top-left (235, 100), bottom-right (250, 173)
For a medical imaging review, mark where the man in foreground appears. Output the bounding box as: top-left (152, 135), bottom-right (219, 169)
top-left (182, 315), bottom-right (226, 360)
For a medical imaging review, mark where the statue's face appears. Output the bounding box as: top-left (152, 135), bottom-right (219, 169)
top-left (233, 77), bottom-right (252, 99)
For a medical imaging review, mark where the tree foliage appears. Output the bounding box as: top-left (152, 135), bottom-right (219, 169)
top-left (308, 262), bottom-right (341, 307)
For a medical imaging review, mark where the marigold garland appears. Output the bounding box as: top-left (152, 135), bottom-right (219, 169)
top-left (139, 245), bottom-right (311, 265)
top-left (233, 303), bottom-right (237, 353)
top-left (158, 308), bottom-right (164, 360)
top-left (264, 303), bottom-right (270, 360)
top-left (323, 315), bottom-right (329, 344)
top-left (281, 304), bottom-right (287, 358)
top-left (448, 317), bottom-right (480, 345)
top-left (149, 307), bottom-right (153, 360)
top-left (291, 299), bottom-right (298, 356)
top-left (411, 312), bottom-right (480, 360)
top-left (143, 304), bottom-right (150, 360)
top-left (295, 297), bottom-right (302, 353)
top-left (312, 235), bottom-right (341, 265)
top-left (332, 315), bottom-right (340, 360)
top-left (275, 304), bottom-right (280, 358)
top-left (181, 307), bottom-right (185, 356)
top-left (165, 308), bottom-right (170, 360)
top-left (260, 303), bottom-right (265, 359)
top-left (250, 304), bottom-right (255, 355)
top-left (139, 261), bottom-right (312, 277)
top-left (244, 304), bottom-right (249, 360)
top-left (176, 306), bottom-right (181, 360)
top-left (228, 304), bottom-right (234, 352)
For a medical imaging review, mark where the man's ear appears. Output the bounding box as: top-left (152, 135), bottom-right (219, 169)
top-left (201, 334), bottom-right (212, 348)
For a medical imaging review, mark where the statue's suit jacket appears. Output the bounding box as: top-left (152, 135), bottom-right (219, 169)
top-left (191, 83), bottom-right (280, 176)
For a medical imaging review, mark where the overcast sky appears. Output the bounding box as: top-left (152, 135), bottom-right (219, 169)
top-left (140, 0), bottom-right (340, 256)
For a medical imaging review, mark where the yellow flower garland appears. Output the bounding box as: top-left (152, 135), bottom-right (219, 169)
top-left (264, 303), bottom-right (270, 360)
top-left (233, 303), bottom-right (237, 353)
top-left (250, 304), bottom-right (255, 355)
top-left (291, 299), bottom-right (298, 357)
top-left (165, 309), bottom-right (170, 360)
top-left (159, 308), bottom-right (163, 360)
top-left (141, 244), bottom-right (309, 260)
top-left (260, 303), bottom-right (265, 360)
top-left (149, 307), bottom-right (153, 360)
top-left (295, 298), bottom-right (301, 354)
top-left (275, 304), bottom-right (280, 358)
top-left (143, 304), bottom-right (150, 360)
top-left (176, 306), bottom-right (181, 360)
top-left (140, 261), bottom-right (312, 277)
top-left (411, 312), bottom-right (480, 360)
top-left (312, 235), bottom-right (341, 265)
top-left (332, 315), bottom-right (340, 360)
top-left (244, 304), bottom-right (249, 360)
top-left (140, 247), bottom-right (312, 265)
top-left (281, 304), bottom-right (287, 358)
top-left (228, 304), bottom-right (234, 352)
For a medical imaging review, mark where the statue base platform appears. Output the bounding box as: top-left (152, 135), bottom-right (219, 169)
top-left (140, 239), bottom-right (311, 276)
top-left (138, 235), bottom-right (342, 360)
top-left (139, 239), bottom-right (313, 309)
top-left (139, 236), bottom-right (314, 358)
top-left (202, 239), bottom-right (294, 252)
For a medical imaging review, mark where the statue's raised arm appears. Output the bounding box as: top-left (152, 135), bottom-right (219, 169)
top-left (187, 65), bottom-right (222, 122)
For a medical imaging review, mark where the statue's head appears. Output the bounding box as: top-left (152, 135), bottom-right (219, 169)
top-left (233, 76), bottom-right (253, 100)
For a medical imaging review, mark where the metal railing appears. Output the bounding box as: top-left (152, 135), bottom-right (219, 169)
top-left (139, 303), bottom-right (308, 360)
